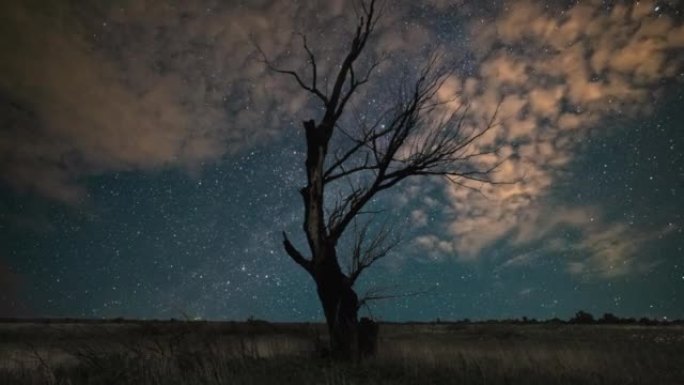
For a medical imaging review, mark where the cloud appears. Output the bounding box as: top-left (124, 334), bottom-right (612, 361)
top-left (485, 204), bottom-right (675, 279)
top-left (413, 0), bottom-right (683, 277)
top-left (572, 221), bottom-right (669, 278)
top-left (539, 208), bottom-right (667, 278)
top-left (410, 209), bottom-right (428, 227)
top-left (0, 0), bottom-right (384, 203)
top-left (1, 2), bottom-right (231, 202)
top-left (414, 234), bottom-right (454, 261)
top-left (518, 287), bottom-right (533, 296)
top-left (496, 252), bottom-right (539, 271)
top-left (0, 0), bottom-right (441, 203)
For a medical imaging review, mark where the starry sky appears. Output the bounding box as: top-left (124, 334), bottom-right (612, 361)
top-left (1, 0), bottom-right (683, 322)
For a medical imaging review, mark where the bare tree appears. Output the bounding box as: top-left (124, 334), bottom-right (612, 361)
top-left (260, 0), bottom-right (503, 359)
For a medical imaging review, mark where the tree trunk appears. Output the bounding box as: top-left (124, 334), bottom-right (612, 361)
top-left (317, 281), bottom-right (359, 359)
top-left (297, 119), bottom-right (360, 359)
top-left (312, 250), bottom-right (359, 360)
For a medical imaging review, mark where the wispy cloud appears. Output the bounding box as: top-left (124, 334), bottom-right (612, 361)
top-left (508, 205), bottom-right (672, 278)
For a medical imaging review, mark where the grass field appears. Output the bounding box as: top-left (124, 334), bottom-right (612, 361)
top-left (1, 320), bottom-right (682, 384)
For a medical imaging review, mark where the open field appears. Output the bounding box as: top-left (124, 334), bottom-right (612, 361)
top-left (1, 320), bottom-right (683, 385)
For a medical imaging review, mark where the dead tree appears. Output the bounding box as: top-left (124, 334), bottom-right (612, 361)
top-left (260, 0), bottom-right (503, 359)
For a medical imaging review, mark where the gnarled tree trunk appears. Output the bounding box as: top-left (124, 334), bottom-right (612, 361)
top-left (283, 119), bottom-right (361, 359)
top-left (312, 248), bottom-right (359, 359)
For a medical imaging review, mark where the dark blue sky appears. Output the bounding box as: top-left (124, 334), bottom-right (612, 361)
top-left (1, 0), bottom-right (683, 321)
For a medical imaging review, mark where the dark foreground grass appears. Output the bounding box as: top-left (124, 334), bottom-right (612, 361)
top-left (1, 321), bottom-right (682, 385)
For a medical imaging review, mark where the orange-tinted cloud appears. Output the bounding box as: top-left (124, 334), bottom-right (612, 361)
top-left (0, 0), bottom-right (433, 204)
top-left (412, 0), bottom-right (683, 277)
top-left (0, 0), bottom-right (378, 203)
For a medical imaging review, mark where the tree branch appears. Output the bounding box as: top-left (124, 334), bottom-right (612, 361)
top-left (347, 219), bottom-right (399, 285)
top-left (324, 62), bottom-right (507, 242)
top-left (282, 231), bottom-right (312, 273)
top-left (357, 285), bottom-right (436, 311)
top-left (253, 38), bottom-right (328, 104)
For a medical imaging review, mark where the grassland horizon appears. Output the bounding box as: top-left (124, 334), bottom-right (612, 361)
top-left (1, 317), bottom-right (683, 385)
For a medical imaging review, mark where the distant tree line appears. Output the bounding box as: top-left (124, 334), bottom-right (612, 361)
top-left (566, 311), bottom-right (675, 326)
top-left (423, 311), bottom-right (682, 326)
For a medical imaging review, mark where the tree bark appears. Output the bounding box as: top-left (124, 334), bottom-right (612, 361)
top-left (297, 119), bottom-right (360, 359)
top-left (313, 248), bottom-right (359, 359)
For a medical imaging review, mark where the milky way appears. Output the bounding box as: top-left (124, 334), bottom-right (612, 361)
top-left (1, 0), bottom-right (683, 321)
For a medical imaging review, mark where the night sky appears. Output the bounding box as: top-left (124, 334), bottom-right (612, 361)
top-left (1, 0), bottom-right (683, 322)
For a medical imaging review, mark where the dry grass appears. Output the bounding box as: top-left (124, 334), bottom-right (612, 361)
top-left (1, 321), bottom-right (682, 384)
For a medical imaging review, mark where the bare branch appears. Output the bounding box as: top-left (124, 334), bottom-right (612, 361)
top-left (282, 231), bottom-right (312, 273)
top-left (347, 218), bottom-right (399, 285)
top-left (253, 37), bottom-right (328, 104)
top-left (325, 0), bottom-right (377, 123)
top-left (297, 33), bottom-right (320, 95)
top-left (323, 108), bottom-right (394, 183)
top-left (324, 67), bottom-right (507, 242)
top-left (357, 285), bottom-right (436, 311)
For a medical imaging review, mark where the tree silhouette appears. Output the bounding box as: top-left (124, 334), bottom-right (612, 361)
top-left (599, 313), bottom-right (620, 324)
top-left (570, 310), bottom-right (595, 324)
top-left (261, 0), bottom-right (504, 359)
